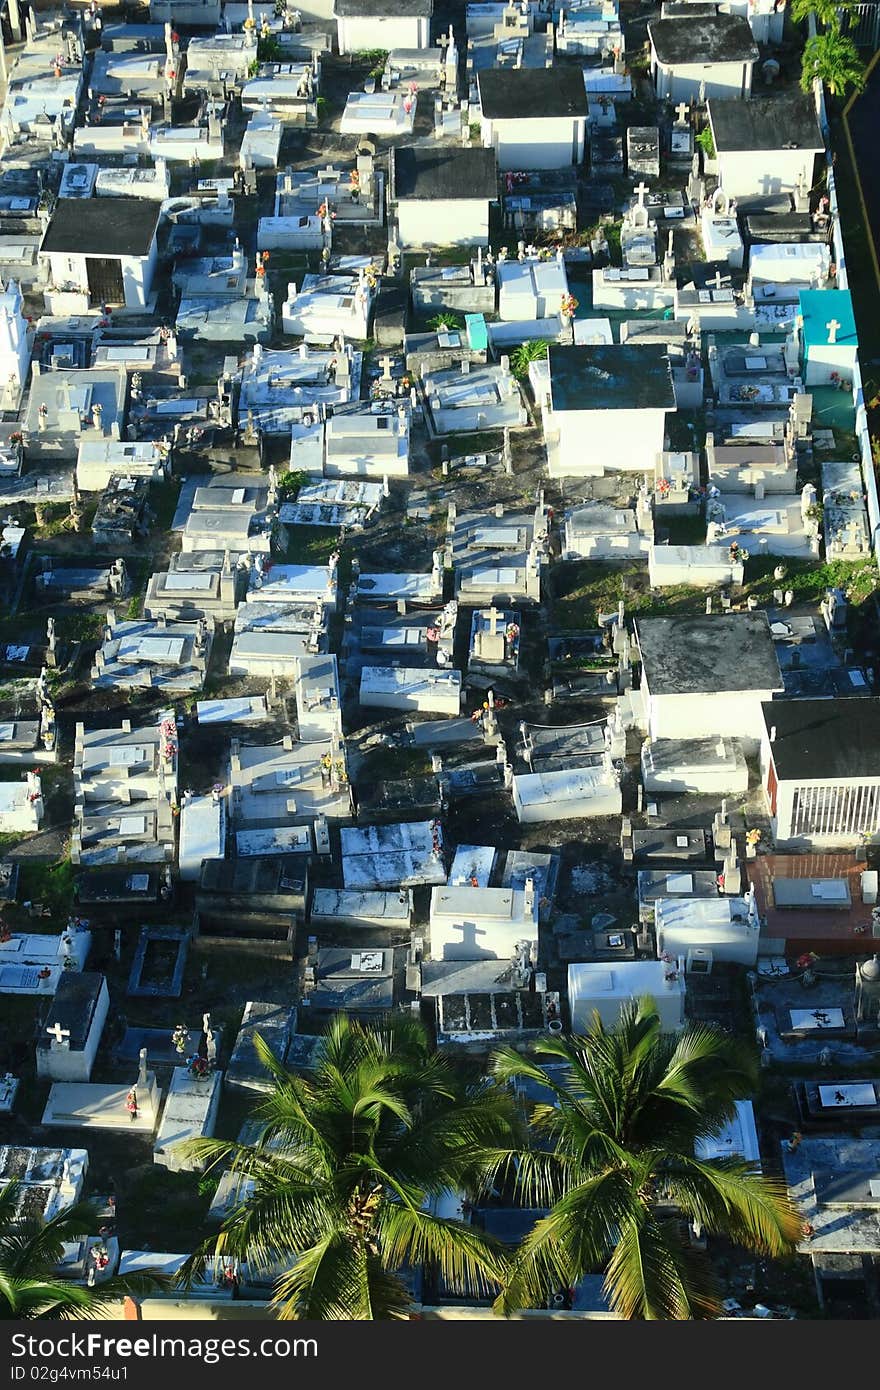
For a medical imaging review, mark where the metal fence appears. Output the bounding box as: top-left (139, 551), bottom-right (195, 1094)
top-left (842, 3), bottom-right (880, 50)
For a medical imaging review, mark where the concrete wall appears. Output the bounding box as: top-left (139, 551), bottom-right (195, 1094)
top-left (804, 341), bottom-right (858, 387)
top-left (718, 147), bottom-right (816, 199)
top-left (45, 244), bottom-right (156, 310)
top-left (551, 406), bottom-right (667, 477)
top-left (397, 199), bottom-right (491, 248)
top-left (654, 58), bottom-right (753, 103)
top-left (337, 14), bottom-right (430, 53)
top-left (482, 114), bottom-right (585, 171)
top-left (646, 686), bottom-right (777, 743)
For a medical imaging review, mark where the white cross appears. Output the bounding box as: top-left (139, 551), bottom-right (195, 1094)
top-left (379, 354), bottom-right (394, 379)
top-left (675, 102), bottom-right (688, 125)
top-left (826, 318), bottom-right (841, 345)
top-left (714, 269), bottom-right (723, 290)
top-left (634, 180), bottom-right (649, 206)
top-left (46, 1022), bottom-right (70, 1045)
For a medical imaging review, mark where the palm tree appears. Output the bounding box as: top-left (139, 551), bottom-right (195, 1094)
top-left (800, 31), bottom-right (866, 96)
top-left (0, 1182), bottom-right (164, 1319)
top-left (789, 0), bottom-right (853, 33)
top-left (490, 1000), bottom-right (803, 1320)
top-left (178, 1012), bottom-right (520, 1319)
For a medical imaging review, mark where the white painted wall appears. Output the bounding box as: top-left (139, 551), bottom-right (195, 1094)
top-left (336, 14), bottom-right (430, 53)
top-left (804, 341), bottom-right (858, 387)
top-left (653, 57), bottom-right (754, 103)
top-left (717, 147), bottom-right (817, 199)
top-left (481, 114), bottom-right (585, 170)
top-left (550, 406), bottom-right (668, 477)
top-left (644, 687), bottom-right (779, 743)
top-left (654, 899), bottom-right (760, 967)
top-left (568, 961), bottom-right (686, 1033)
top-left (36, 979), bottom-right (110, 1084)
top-left (396, 199), bottom-right (491, 248)
top-left (45, 242), bottom-right (157, 310)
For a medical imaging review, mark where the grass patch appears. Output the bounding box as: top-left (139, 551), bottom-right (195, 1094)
top-left (552, 560), bottom-right (709, 628)
top-left (658, 512), bottom-right (706, 546)
top-left (16, 857), bottom-right (76, 920)
top-left (151, 478), bottom-right (182, 532)
top-left (62, 610), bottom-right (105, 642)
top-left (121, 1168), bottom-right (213, 1251)
top-left (741, 555), bottom-right (879, 607)
top-left (358, 745), bottom-right (432, 780)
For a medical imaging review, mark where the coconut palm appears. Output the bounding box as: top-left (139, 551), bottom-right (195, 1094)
top-left (490, 1000), bottom-right (803, 1320)
top-left (178, 1012), bottom-right (520, 1319)
top-left (800, 31), bottom-right (866, 96)
top-left (0, 1182), bottom-right (164, 1319)
top-left (789, 0), bottom-right (853, 33)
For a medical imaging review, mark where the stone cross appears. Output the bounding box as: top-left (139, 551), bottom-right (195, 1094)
top-left (378, 354), bottom-right (394, 381)
top-left (826, 318), bottom-right (841, 345)
top-left (46, 1021), bottom-right (70, 1045)
top-left (138, 1047), bottom-right (148, 1086)
top-left (714, 269), bottom-right (723, 290)
top-left (634, 181), bottom-right (649, 206)
top-left (674, 101), bottom-right (688, 125)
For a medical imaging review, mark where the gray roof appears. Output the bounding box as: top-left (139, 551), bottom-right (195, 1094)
top-left (636, 613), bottom-right (784, 697)
top-left (763, 697), bottom-right (880, 781)
top-left (649, 13), bottom-right (759, 65)
top-left (548, 344), bottom-right (675, 413)
top-left (477, 67), bottom-right (588, 121)
top-left (41, 198), bottom-right (160, 258)
top-left (391, 146), bottom-right (498, 202)
top-left (708, 95), bottom-right (823, 154)
top-left (334, 0), bottom-right (431, 12)
top-left (37, 973), bottom-right (105, 1052)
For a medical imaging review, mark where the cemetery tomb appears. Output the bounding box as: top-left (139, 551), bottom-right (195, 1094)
top-left (153, 1067), bottom-right (223, 1172)
top-left (226, 1001), bottom-right (294, 1092)
top-left (341, 820), bottom-right (447, 889)
top-left (359, 666), bottom-right (462, 716)
top-left (35, 973), bottom-right (110, 1084)
top-left (310, 889), bottom-right (413, 931)
top-left (127, 926), bottom-right (190, 998)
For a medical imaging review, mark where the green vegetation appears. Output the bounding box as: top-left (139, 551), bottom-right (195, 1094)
top-left (150, 477), bottom-right (182, 532)
top-left (17, 857), bottom-right (76, 921)
top-left (696, 126), bottom-right (716, 161)
top-left (469, 121), bottom-right (482, 141)
top-left (427, 311), bottom-right (464, 332)
top-left (510, 339), bottom-right (549, 380)
top-left (0, 1181), bottom-right (166, 1317)
top-left (553, 555), bottom-right (880, 629)
top-left (492, 1003), bottom-right (802, 1320)
top-left (742, 555), bottom-right (878, 606)
top-left (801, 31), bottom-right (866, 97)
top-left (178, 1014), bottom-right (518, 1318)
top-left (354, 48), bottom-right (389, 77)
top-left (122, 1169), bottom-right (216, 1253)
top-left (659, 512), bottom-right (708, 546)
top-left (790, 0), bottom-right (854, 31)
top-left (277, 469), bottom-right (310, 499)
top-left (605, 220), bottom-right (622, 262)
top-left (257, 34), bottom-right (283, 63)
